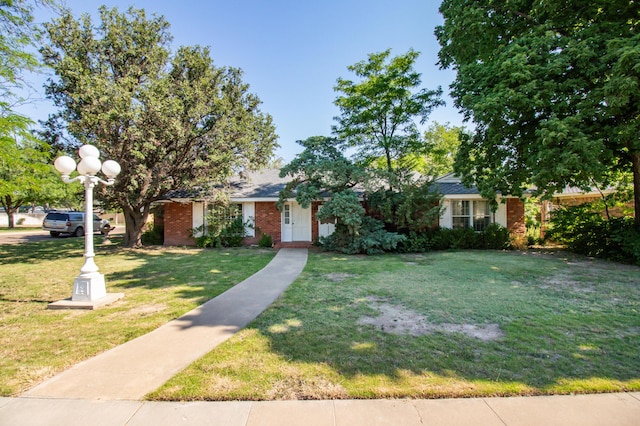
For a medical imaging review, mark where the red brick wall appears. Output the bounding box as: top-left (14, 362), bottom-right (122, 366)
top-left (250, 202), bottom-right (282, 246)
top-left (163, 203), bottom-right (195, 246)
top-left (506, 198), bottom-right (525, 235)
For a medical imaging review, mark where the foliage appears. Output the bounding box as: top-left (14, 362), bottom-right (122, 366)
top-left (398, 223), bottom-right (511, 252)
top-left (41, 6), bottom-right (278, 248)
top-left (319, 216), bottom-right (405, 255)
top-left (192, 207), bottom-right (247, 248)
top-left (0, 113), bottom-right (70, 227)
top-left (258, 232), bottom-right (273, 248)
top-left (546, 203), bottom-right (640, 265)
top-left (365, 169), bottom-right (442, 233)
top-left (395, 122), bottom-right (464, 177)
top-left (278, 136), bottom-right (365, 210)
top-left (141, 223), bottom-right (164, 245)
top-left (333, 49), bottom-right (443, 173)
top-left (436, 0), bottom-right (640, 226)
top-left (0, 0), bottom-right (57, 107)
top-left (315, 190), bottom-right (365, 236)
top-left (313, 190), bottom-right (404, 254)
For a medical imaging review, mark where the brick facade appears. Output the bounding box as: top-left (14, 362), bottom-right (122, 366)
top-left (244, 202), bottom-right (282, 246)
top-left (506, 198), bottom-right (525, 235)
top-left (163, 202), bottom-right (194, 246)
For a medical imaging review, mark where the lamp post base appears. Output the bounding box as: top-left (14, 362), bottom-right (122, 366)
top-left (48, 293), bottom-right (124, 310)
top-left (71, 273), bottom-right (107, 301)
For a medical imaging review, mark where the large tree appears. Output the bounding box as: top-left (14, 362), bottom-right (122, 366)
top-left (42, 6), bottom-right (278, 247)
top-left (436, 0), bottom-right (640, 226)
top-left (333, 49), bottom-right (443, 173)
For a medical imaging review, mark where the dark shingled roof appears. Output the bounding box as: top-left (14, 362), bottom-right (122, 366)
top-left (162, 169), bottom-right (291, 201)
top-left (229, 169), bottom-right (290, 199)
top-left (432, 181), bottom-right (480, 195)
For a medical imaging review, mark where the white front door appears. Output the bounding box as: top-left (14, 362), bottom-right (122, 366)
top-left (281, 202), bottom-right (311, 242)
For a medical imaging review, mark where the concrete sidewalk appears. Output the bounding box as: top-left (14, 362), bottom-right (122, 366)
top-left (22, 248), bottom-right (308, 400)
top-left (2, 392), bottom-right (639, 425)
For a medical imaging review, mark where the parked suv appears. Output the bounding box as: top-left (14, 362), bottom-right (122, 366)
top-left (42, 211), bottom-right (110, 237)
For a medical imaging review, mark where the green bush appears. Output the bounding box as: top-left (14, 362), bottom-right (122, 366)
top-left (547, 204), bottom-right (640, 264)
top-left (320, 217), bottom-right (406, 255)
top-left (397, 224), bottom-right (512, 252)
top-left (479, 223), bottom-right (511, 249)
top-left (142, 224), bottom-right (164, 245)
top-left (258, 233), bottom-right (273, 248)
top-left (192, 217), bottom-right (246, 248)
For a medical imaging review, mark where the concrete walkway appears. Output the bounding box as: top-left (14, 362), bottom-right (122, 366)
top-left (22, 248), bottom-right (309, 400)
top-left (3, 247), bottom-right (640, 425)
top-left (2, 393), bottom-right (639, 425)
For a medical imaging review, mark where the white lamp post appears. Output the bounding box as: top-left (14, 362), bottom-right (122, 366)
top-left (53, 145), bottom-right (121, 303)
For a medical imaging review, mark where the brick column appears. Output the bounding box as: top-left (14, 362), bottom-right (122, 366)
top-left (506, 198), bottom-right (525, 235)
top-left (163, 203), bottom-right (195, 246)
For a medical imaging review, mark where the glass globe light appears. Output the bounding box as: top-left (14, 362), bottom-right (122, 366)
top-left (54, 156), bottom-right (77, 175)
top-left (79, 144), bottom-right (100, 159)
top-left (101, 160), bottom-right (121, 179)
top-left (77, 156), bottom-right (102, 176)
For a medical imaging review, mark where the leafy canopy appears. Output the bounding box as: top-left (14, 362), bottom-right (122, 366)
top-left (41, 6), bottom-right (278, 246)
top-left (436, 0), bottom-right (640, 225)
top-left (333, 49), bottom-right (443, 172)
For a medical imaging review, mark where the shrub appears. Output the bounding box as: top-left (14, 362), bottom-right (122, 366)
top-left (258, 233), bottom-right (273, 248)
top-left (192, 217), bottom-right (246, 248)
top-left (547, 204), bottom-right (640, 264)
top-left (320, 217), bottom-right (406, 255)
top-left (480, 223), bottom-right (511, 249)
top-left (142, 224), bottom-right (164, 245)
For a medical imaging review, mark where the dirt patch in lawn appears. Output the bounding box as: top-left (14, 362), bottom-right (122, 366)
top-left (325, 273), bottom-right (358, 282)
top-left (358, 298), bottom-right (504, 341)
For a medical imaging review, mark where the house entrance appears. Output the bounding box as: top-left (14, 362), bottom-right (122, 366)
top-left (281, 202), bottom-right (311, 242)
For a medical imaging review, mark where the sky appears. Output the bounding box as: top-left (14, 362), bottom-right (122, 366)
top-left (20, 0), bottom-right (465, 163)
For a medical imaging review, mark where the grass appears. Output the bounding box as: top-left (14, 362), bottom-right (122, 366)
top-left (150, 249), bottom-right (640, 401)
top-left (0, 236), bottom-right (276, 396)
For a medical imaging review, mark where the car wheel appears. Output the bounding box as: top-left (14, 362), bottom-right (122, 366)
top-left (50, 231), bottom-right (60, 238)
top-left (74, 227), bottom-right (84, 237)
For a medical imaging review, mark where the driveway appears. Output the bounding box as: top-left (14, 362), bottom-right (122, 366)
top-left (0, 230), bottom-right (51, 245)
top-left (0, 228), bottom-right (124, 245)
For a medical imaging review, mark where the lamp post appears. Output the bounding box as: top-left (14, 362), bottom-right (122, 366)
top-left (54, 145), bottom-right (121, 302)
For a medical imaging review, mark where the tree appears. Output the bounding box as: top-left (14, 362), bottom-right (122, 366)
top-left (42, 6), bottom-right (278, 247)
top-left (333, 49), bottom-right (444, 173)
top-left (436, 0), bottom-right (640, 226)
top-left (0, 113), bottom-right (64, 227)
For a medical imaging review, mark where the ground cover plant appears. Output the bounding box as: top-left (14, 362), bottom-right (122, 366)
top-left (0, 236), bottom-right (275, 396)
top-left (151, 250), bottom-right (640, 400)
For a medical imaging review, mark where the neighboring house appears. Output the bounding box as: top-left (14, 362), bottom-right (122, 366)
top-left (160, 169), bottom-right (526, 247)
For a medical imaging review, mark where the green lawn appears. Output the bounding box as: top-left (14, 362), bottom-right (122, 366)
top-left (0, 236), bottom-right (276, 396)
top-left (150, 250), bottom-right (640, 400)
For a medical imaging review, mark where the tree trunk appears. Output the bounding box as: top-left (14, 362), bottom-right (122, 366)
top-left (2, 196), bottom-right (16, 229)
top-left (122, 204), bottom-right (150, 248)
top-left (632, 151), bottom-right (640, 230)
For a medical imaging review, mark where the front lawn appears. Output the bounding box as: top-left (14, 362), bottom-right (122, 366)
top-left (0, 237), bottom-right (275, 396)
top-left (150, 250), bottom-right (640, 400)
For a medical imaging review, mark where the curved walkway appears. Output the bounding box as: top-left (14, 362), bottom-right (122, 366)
top-left (22, 248), bottom-right (308, 400)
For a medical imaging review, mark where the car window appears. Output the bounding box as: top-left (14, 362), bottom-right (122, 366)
top-left (46, 213), bottom-right (68, 221)
top-left (93, 214), bottom-right (101, 221)
top-left (69, 213), bottom-right (83, 221)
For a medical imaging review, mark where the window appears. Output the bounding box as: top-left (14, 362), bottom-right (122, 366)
top-left (450, 200), bottom-right (491, 230)
top-left (473, 201), bottom-right (491, 231)
top-left (205, 203), bottom-right (243, 235)
top-left (283, 204), bottom-right (290, 225)
top-left (451, 200), bottom-right (470, 229)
